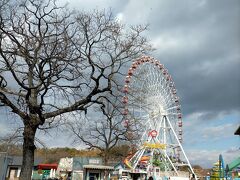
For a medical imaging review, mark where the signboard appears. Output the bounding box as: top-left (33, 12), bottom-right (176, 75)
top-left (148, 130), bottom-right (158, 137)
top-left (89, 158), bottom-right (101, 164)
top-left (143, 142), bottom-right (166, 149)
top-left (58, 157), bottom-right (73, 171)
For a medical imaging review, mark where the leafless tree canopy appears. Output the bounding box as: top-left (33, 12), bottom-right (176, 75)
top-left (68, 97), bottom-right (128, 164)
top-left (0, 0), bottom-right (151, 179)
top-left (0, 0), bottom-right (150, 125)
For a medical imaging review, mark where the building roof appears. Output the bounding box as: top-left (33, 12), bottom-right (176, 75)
top-left (8, 156), bottom-right (43, 166)
top-left (0, 153), bottom-right (12, 179)
top-left (228, 157), bottom-right (240, 171)
top-left (234, 126), bottom-right (240, 135)
top-left (72, 157), bottom-right (103, 171)
top-left (38, 164), bottom-right (58, 170)
top-left (114, 161), bottom-right (125, 170)
top-left (83, 164), bottom-right (114, 170)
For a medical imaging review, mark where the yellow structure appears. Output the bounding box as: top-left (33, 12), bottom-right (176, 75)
top-left (142, 142), bottom-right (166, 149)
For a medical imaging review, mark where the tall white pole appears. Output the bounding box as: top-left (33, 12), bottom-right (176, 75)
top-left (165, 116), bottom-right (197, 179)
top-left (163, 116), bottom-right (167, 172)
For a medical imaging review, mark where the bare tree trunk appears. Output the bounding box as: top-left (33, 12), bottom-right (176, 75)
top-left (19, 124), bottom-right (37, 180)
top-left (103, 150), bottom-right (109, 166)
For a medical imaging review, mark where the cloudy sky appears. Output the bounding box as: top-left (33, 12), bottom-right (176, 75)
top-left (1, 0), bottom-right (240, 168)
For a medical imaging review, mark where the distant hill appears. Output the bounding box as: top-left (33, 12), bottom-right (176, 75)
top-left (0, 143), bottom-right (130, 164)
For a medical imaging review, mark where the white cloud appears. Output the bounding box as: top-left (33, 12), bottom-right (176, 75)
top-left (116, 13), bottom-right (124, 22)
top-left (186, 147), bottom-right (240, 168)
top-left (183, 112), bottom-right (206, 127)
top-left (0, 108), bottom-right (22, 137)
top-left (120, 0), bottom-right (153, 24)
top-left (0, 122), bottom-right (10, 136)
top-left (201, 123), bottom-right (237, 140)
top-left (151, 35), bottom-right (182, 53)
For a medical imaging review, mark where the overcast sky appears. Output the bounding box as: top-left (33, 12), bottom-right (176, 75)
top-left (1, 0), bottom-right (240, 168)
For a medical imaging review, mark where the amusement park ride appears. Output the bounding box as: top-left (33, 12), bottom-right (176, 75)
top-left (122, 56), bottom-right (197, 179)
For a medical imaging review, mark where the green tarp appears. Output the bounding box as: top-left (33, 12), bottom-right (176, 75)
top-left (228, 157), bottom-right (240, 171)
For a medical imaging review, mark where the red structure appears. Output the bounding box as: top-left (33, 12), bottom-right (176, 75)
top-left (38, 164), bottom-right (58, 170)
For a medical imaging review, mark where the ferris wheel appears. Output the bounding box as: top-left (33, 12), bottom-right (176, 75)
top-left (122, 56), bottom-right (196, 177)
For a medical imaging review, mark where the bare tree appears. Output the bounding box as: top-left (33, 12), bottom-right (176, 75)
top-left (68, 97), bottom-right (129, 165)
top-left (0, 0), bottom-right (151, 179)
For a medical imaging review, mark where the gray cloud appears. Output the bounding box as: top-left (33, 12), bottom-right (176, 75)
top-left (96, 0), bottom-right (240, 117)
top-left (138, 0), bottom-right (240, 117)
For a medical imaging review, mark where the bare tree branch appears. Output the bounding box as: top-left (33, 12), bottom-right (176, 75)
top-left (67, 96), bottom-right (135, 165)
top-left (0, 0), bottom-right (152, 178)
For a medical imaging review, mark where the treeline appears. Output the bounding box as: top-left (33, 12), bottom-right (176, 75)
top-left (0, 143), bottom-right (130, 164)
top-left (0, 143), bottom-right (208, 174)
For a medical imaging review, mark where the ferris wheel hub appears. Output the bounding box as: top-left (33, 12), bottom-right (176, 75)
top-left (148, 130), bottom-right (158, 137)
